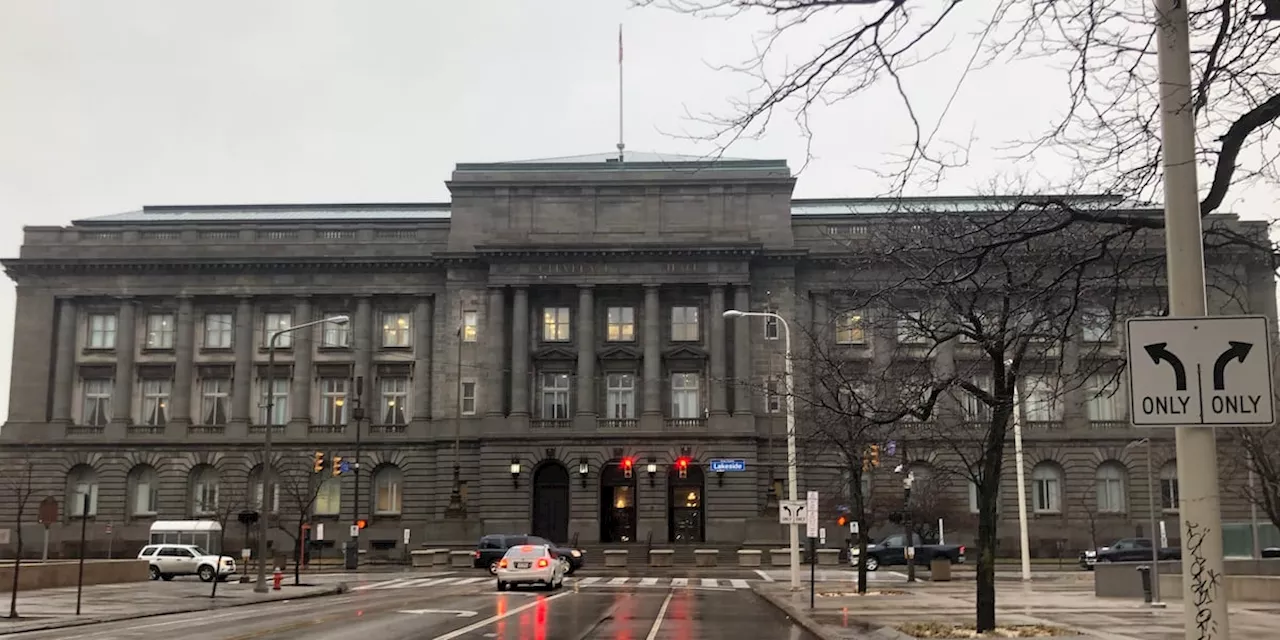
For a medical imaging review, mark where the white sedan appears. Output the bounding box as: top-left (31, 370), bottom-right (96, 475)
top-left (495, 544), bottom-right (567, 591)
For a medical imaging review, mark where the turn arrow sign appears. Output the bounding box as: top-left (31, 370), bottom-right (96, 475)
top-left (398, 609), bottom-right (478, 618)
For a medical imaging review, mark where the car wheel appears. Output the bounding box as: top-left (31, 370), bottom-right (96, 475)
top-left (149, 566), bottom-right (161, 581)
top-left (488, 561), bottom-right (500, 575)
top-left (496, 580), bottom-right (507, 592)
top-left (865, 556), bottom-right (879, 572)
top-left (198, 565), bottom-right (216, 582)
top-left (161, 574), bottom-right (174, 581)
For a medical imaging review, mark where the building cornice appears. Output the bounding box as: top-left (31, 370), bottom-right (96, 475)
top-left (2, 258), bottom-right (441, 278)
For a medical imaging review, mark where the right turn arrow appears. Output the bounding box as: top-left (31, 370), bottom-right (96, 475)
top-left (1144, 343), bottom-right (1188, 391)
top-left (1212, 341), bottom-right (1252, 390)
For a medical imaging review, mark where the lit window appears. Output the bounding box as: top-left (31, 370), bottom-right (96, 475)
top-left (835, 311), bottom-right (865, 345)
top-left (314, 478), bottom-right (341, 516)
top-left (381, 311), bottom-right (412, 348)
top-left (460, 380), bottom-right (477, 415)
top-left (671, 306), bottom-right (699, 342)
top-left (203, 313), bottom-right (233, 349)
top-left (142, 379), bottom-right (171, 426)
top-left (542, 307), bottom-right (571, 342)
top-left (374, 467), bottom-right (403, 515)
top-left (264, 312), bottom-right (293, 348)
top-left (462, 310), bottom-right (478, 342)
top-left (87, 314), bottom-right (117, 349)
top-left (146, 314), bottom-right (175, 349)
top-left (606, 307), bottom-right (635, 342)
top-left (380, 377), bottom-right (409, 425)
top-left (319, 378), bottom-right (348, 425)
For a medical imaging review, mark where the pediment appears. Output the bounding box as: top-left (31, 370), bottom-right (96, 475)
top-left (663, 345), bottom-right (708, 360)
top-left (598, 345), bottom-right (641, 360)
top-left (533, 346), bottom-right (578, 361)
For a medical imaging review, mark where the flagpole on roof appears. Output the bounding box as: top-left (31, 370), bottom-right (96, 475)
top-left (617, 23), bottom-right (625, 163)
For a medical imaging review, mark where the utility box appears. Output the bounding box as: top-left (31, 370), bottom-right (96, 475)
top-left (930, 557), bottom-right (952, 581)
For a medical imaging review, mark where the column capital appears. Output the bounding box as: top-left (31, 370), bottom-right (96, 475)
top-left (354, 293), bottom-right (373, 299)
top-left (487, 284), bottom-right (506, 291)
top-left (236, 294), bottom-right (254, 300)
top-left (175, 293), bottom-right (194, 300)
top-left (293, 294), bottom-right (313, 301)
top-left (710, 284), bottom-right (726, 292)
top-left (644, 283), bottom-right (662, 290)
top-left (577, 284), bottom-right (595, 290)
top-left (510, 285), bottom-right (528, 291)
top-left (114, 295), bottom-right (137, 303)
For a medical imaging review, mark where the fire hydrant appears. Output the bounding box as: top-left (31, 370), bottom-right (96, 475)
top-left (272, 567), bottom-right (283, 591)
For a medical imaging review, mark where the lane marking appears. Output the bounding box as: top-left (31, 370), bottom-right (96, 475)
top-left (431, 591), bottom-right (573, 640)
top-left (57, 610), bottom-right (246, 639)
top-left (640, 577), bottom-right (659, 586)
top-left (700, 578), bottom-right (718, 588)
top-left (577, 577), bottom-right (602, 585)
top-left (608, 577), bottom-right (630, 585)
top-left (644, 591), bottom-right (674, 640)
top-left (453, 577), bottom-right (488, 585)
top-left (754, 569), bottom-right (774, 582)
top-left (730, 579), bottom-right (750, 589)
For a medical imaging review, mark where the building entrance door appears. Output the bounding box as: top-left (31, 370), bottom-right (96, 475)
top-left (599, 461), bottom-right (637, 543)
top-left (669, 466), bottom-right (705, 543)
top-left (531, 462), bottom-right (570, 544)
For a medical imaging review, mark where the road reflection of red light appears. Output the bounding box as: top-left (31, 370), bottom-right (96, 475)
top-left (534, 597), bottom-right (548, 640)
top-left (356, 610), bottom-right (363, 616)
top-left (495, 597), bottom-right (508, 637)
top-left (671, 590), bottom-right (696, 640)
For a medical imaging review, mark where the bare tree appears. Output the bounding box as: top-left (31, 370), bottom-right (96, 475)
top-left (207, 484), bottom-right (246, 599)
top-left (5, 460), bottom-right (35, 619)
top-left (1071, 491), bottom-right (1101, 553)
top-left (1232, 429), bottom-right (1280, 535)
top-left (274, 457), bottom-right (330, 586)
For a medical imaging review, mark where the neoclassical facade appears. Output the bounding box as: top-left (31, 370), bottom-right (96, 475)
top-left (0, 152), bottom-right (1271, 558)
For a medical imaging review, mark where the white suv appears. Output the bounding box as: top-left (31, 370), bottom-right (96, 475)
top-left (138, 544), bottom-right (237, 582)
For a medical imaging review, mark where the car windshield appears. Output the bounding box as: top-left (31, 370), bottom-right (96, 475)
top-left (504, 545), bottom-right (548, 559)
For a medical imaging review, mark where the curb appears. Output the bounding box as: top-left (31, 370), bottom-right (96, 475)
top-left (750, 587), bottom-right (915, 640)
top-left (0, 583), bottom-right (348, 636)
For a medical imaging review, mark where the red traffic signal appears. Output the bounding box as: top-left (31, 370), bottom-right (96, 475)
top-left (837, 515), bottom-right (848, 527)
top-left (356, 519), bottom-right (367, 530)
top-left (676, 457), bottom-right (690, 479)
top-left (622, 457), bottom-right (634, 479)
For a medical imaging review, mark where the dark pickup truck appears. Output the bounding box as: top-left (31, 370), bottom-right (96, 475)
top-left (1078, 537), bottom-right (1180, 569)
top-left (848, 533), bottom-right (966, 571)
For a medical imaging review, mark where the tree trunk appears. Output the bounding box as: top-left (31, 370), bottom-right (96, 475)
top-left (7, 513), bottom-right (22, 619)
top-left (210, 525), bottom-right (227, 598)
top-left (975, 477), bottom-right (1000, 632)
top-left (295, 521), bottom-right (303, 586)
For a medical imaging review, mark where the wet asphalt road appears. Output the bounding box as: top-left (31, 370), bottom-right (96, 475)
top-left (13, 583), bottom-right (819, 640)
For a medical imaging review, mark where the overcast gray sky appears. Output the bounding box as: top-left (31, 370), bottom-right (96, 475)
top-left (1, 0), bottom-right (1275, 422)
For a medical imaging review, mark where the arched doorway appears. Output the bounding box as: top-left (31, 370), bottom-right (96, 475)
top-left (531, 462), bottom-right (570, 544)
top-left (599, 461), bottom-right (637, 543)
top-left (669, 465), bottom-right (705, 543)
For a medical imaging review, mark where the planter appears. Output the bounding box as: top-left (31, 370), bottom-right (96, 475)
top-left (737, 549), bottom-right (763, 567)
top-left (449, 550), bottom-right (475, 569)
top-left (770, 548), bottom-right (792, 567)
top-left (649, 549), bottom-right (675, 567)
top-left (604, 550), bottom-right (629, 568)
top-left (817, 549), bottom-right (840, 566)
top-left (694, 549), bottom-right (719, 567)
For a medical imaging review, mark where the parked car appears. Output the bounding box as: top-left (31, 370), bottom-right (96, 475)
top-left (474, 534), bottom-right (584, 575)
top-left (138, 543), bottom-right (237, 582)
top-left (1078, 537), bottom-right (1180, 569)
top-left (848, 533), bottom-right (966, 571)
top-left (495, 544), bottom-right (567, 592)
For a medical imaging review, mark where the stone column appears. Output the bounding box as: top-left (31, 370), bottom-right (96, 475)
top-left (486, 286), bottom-right (506, 416)
top-left (412, 295), bottom-right (433, 420)
top-left (510, 287), bottom-right (530, 416)
top-left (709, 285), bottom-right (728, 415)
top-left (51, 297), bottom-right (77, 423)
top-left (576, 285), bottom-right (596, 417)
top-left (354, 296), bottom-right (373, 403)
top-left (231, 296), bottom-right (254, 423)
top-left (291, 296), bottom-right (313, 424)
top-left (171, 295), bottom-right (195, 426)
top-left (642, 285), bottom-right (662, 416)
top-left (732, 284), bottom-right (752, 415)
top-left (112, 297), bottom-right (137, 424)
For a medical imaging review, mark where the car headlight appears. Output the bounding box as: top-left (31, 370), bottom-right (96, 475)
top-left (849, 548), bottom-right (860, 555)
top-left (571, 550), bottom-right (581, 558)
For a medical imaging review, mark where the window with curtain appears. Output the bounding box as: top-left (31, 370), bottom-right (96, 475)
top-left (605, 373), bottom-right (636, 419)
top-left (379, 377), bottom-right (409, 424)
top-left (1022, 375), bottom-right (1063, 422)
top-left (142, 379), bottom-right (171, 426)
top-left (128, 464), bottom-right (159, 516)
top-left (1095, 462), bottom-right (1127, 513)
top-left (1031, 463), bottom-right (1062, 513)
top-left (374, 466), bottom-right (403, 515)
top-left (190, 466), bottom-right (219, 515)
top-left (1160, 461), bottom-right (1179, 511)
top-left (1086, 374), bottom-right (1124, 422)
top-left (67, 466), bottom-right (99, 517)
top-left (670, 373), bottom-right (701, 418)
top-left (314, 478), bottom-right (342, 515)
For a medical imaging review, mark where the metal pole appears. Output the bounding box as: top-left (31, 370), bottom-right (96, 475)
top-left (780, 315), bottom-right (800, 592)
top-left (75, 494), bottom-right (87, 615)
top-left (1249, 450), bottom-right (1262, 561)
top-left (352, 378), bottom-right (364, 570)
top-left (904, 473), bottom-right (915, 583)
top-left (1011, 379), bottom-right (1031, 582)
top-left (1155, 0), bottom-right (1229, 635)
top-left (254, 332), bottom-right (279, 594)
top-left (1145, 438), bottom-right (1163, 605)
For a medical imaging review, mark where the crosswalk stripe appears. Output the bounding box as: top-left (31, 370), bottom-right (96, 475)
top-left (366, 579), bottom-right (411, 590)
top-left (419, 577), bottom-right (464, 587)
top-left (608, 577), bottom-right (630, 585)
top-left (700, 578), bottom-right (718, 587)
top-left (397, 578), bottom-right (443, 588)
top-left (730, 579), bottom-right (749, 589)
top-left (640, 577), bottom-right (659, 586)
top-left (577, 577), bottom-right (603, 585)
top-left (671, 578), bottom-right (688, 587)
top-left (453, 577), bottom-right (488, 585)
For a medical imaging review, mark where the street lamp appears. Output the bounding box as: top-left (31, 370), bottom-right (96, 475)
top-left (724, 309), bottom-right (800, 591)
top-left (903, 470), bottom-right (916, 583)
top-left (1126, 437), bottom-right (1165, 607)
top-left (1006, 358), bottom-right (1031, 582)
top-left (254, 314), bottom-right (349, 594)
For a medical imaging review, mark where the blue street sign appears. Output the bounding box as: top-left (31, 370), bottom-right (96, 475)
top-left (339, 460), bottom-right (351, 474)
top-left (885, 440), bottom-right (897, 457)
top-left (709, 459), bottom-right (746, 473)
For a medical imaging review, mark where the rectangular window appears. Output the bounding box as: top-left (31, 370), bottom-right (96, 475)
top-left (671, 306), bottom-right (700, 342)
top-left (1022, 375), bottom-right (1063, 422)
top-left (264, 312), bottom-right (293, 348)
top-left (897, 312), bottom-right (927, 345)
top-left (765, 378), bottom-right (782, 414)
top-left (461, 310), bottom-right (478, 342)
top-left (313, 479), bottom-right (341, 516)
top-left (319, 377), bottom-right (348, 425)
top-left (460, 380), bottom-right (477, 415)
top-left (835, 311), bottom-right (865, 345)
top-left (1034, 476), bottom-right (1061, 513)
top-left (376, 475), bottom-right (402, 515)
top-left (542, 307), bottom-right (571, 342)
top-left (145, 313), bottom-right (175, 349)
top-left (70, 483), bottom-right (99, 517)
top-left (133, 479), bottom-right (157, 516)
top-left (1086, 374), bottom-right (1123, 422)
top-left (1081, 307), bottom-right (1113, 342)
top-left (381, 311), bottom-right (412, 348)
top-left (606, 307), bottom-right (636, 342)
top-left (379, 377), bottom-right (409, 424)
top-left (82, 379), bottom-right (113, 426)
top-left (204, 313), bottom-right (233, 349)
top-left (1161, 476), bottom-right (1179, 511)
top-left (200, 378), bottom-right (230, 425)
top-left (605, 373), bottom-right (636, 419)
top-left (763, 308), bottom-right (779, 341)
top-left (539, 373), bottom-right (571, 420)
top-left (1097, 475), bottom-right (1125, 513)
top-left (142, 379), bottom-right (171, 427)
top-left (961, 377), bottom-right (992, 422)
top-left (193, 481), bottom-right (218, 515)
top-left (87, 313), bottom-right (117, 349)
top-left (258, 378), bottom-right (290, 425)
top-left (322, 316), bottom-right (350, 347)
top-left (670, 373), bottom-right (701, 418)
top-left (968, 481), bottom-right (1002, 514)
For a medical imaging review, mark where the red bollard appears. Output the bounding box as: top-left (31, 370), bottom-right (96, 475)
top-left (272, 568), bottom-right (283, 591)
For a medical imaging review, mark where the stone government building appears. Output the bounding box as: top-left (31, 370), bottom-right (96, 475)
top-left (0, 152), bottom-right (1271, 559)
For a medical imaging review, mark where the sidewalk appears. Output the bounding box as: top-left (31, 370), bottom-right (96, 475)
top-left (0, 578), bottom-right (345, 635)
top-left (752, 579), bottom-right (1280, 639)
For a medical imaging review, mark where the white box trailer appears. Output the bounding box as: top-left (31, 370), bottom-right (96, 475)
top-left (149, 520), bottom-right (223, 553)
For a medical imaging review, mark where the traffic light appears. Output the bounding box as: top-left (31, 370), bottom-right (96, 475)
top-left (622, 457), bottom-right (634, 479)
top-left (332, 455), bottom-right (344, 477)
top-left (312, 451), bottom-right (325, 473)
top-left (869, 444), bottom-right (880, 469)
top-left (356, 519), bottom-right (367, 530)
top-left (676, 457), bottom-right (689, 479)
top-left (837, 515), bottom-right (848, 527)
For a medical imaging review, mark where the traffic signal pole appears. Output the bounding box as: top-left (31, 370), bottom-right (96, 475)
top-left (346, 377), bottom-right (365, 571)
top-left (1154, 0), bottom-right (1228, 637)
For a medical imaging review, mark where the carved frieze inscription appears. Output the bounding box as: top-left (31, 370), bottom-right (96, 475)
top-left (489, 260), bottom-right (749, 284)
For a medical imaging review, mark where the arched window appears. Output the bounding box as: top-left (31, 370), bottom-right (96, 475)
top-left (1095, 461), bottom-right (1127, 513)
top-left (314, 477), bottom-right (342, 516)
top-left (247, 465), bottom-right (280, 513)
top-left (906, 463), bottom-right (931, 508)
top-left (190, 465), bottom-right (220, 516)
top-left (1031, 462), bottom-right (1062, 513)
top-left (127, 464), bottom-right (159, 517)
top-left (1160, 461), bottom-right (1179, 511)
top-left (373, 465), bottom-right (403, 516)
top-left (66, 465), bottom-right (99, 517)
